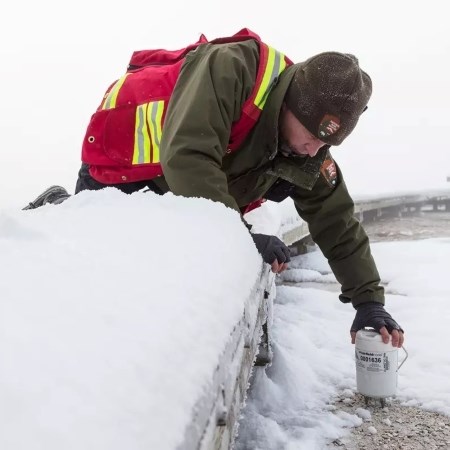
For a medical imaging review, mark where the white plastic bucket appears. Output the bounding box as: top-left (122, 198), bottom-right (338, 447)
top-left (355, 329), bottom-right (408, 398)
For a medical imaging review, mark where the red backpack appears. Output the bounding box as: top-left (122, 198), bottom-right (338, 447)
top-left (81, 29), bottom-right (292, 185)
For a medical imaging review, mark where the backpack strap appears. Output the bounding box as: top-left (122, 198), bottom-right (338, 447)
top-left (228, 43), bottom-right (293, 151)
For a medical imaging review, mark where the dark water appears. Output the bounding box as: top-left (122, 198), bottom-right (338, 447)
top-left (362, 211), bottom-right (450, 242)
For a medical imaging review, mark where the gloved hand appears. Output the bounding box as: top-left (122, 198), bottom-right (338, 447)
top-left (351, 302), bottom-right (404, 347)
top-left (251, 233), bottom-right (291, 265)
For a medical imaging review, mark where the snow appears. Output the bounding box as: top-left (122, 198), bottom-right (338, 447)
top-left (1, 188), bottom-right (450, 449)
top-left (235, 234), bottom-right (450, 449)
top-left (1, 3), bottom-right (450, 448)
top-left (0, 189), bottom-right (262, 450)
top-left (356, 408), bottom-right (372, 421)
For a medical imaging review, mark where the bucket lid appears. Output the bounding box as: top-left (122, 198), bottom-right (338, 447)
top-left (356, 329), bottom-right (396, 350)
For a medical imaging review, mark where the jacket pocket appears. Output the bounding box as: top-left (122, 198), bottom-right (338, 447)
top-left (82, 101), bottom-right (166, 167)
top-left (103, 105), bottom-right (137, 166)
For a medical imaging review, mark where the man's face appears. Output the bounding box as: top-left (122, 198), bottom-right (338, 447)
top-left (278, 104), bottom-right (326, 158)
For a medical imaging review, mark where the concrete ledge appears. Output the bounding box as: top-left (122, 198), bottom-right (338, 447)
top-left (179, 266), bottom-right (275, 450)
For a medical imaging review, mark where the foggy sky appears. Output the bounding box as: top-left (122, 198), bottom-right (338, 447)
top-left (1, 0), bottom-right (449, 207)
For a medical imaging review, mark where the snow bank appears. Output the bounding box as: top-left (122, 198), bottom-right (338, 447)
top-left (0, 189), bottom-right (262, 450)
top-left (236, 237), bottom-right (450, 449)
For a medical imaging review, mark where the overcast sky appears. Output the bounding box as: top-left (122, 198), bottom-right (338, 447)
top-left (1, 0), bottom-right (449, 208)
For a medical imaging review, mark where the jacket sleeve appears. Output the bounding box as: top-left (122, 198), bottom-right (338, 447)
top-left (160, 41), bottom-right (259, 212)
top-left (291, 161), bottom-right (385, 308)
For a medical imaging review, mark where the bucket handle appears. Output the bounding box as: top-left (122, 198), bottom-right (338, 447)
top-left (397, 346), bottom-right (408, 372)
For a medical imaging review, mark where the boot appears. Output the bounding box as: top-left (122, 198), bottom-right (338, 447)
top-left (23, 185), bottom-right (70, 210)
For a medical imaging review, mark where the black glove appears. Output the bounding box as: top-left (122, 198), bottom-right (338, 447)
top-left (351, 302), bottom-right (404, 334)
top-left (251, 233), bottom-right (291, 265)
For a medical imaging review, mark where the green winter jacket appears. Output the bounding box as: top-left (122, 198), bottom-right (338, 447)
top-left (158, 39), bottom-right (384, 308)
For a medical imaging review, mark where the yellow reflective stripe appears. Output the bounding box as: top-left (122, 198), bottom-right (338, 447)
top-left (131, 101), bottom-right (164, 165)
top-left (254, 47), bottom-right (287, 110)
top-left (254, 46), bottom-right (275, 108)
top-left (101, 73), bottom-right (129, 110)
top-left (132, 104), bottom-right (151, 164)
top-left (148, 101), bottom-right (164, 163)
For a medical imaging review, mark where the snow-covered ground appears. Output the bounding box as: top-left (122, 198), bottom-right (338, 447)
top-left (1, 186), bottom-right (449, 450)
top-left (235, 233), bottom-right (450, 450)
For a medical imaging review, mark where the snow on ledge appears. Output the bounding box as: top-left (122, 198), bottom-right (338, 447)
top-left (0, 189), bottom-right (262, 450)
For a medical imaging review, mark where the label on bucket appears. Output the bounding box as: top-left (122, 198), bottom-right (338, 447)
top-left (355, 349), bottom-right (391, 373)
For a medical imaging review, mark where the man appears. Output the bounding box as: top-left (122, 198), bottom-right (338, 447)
top-left (25, 30), bottom-right (404, 347)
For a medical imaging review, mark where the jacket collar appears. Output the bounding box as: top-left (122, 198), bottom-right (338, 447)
top-left (257, 64), bottom-right (332, 190)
